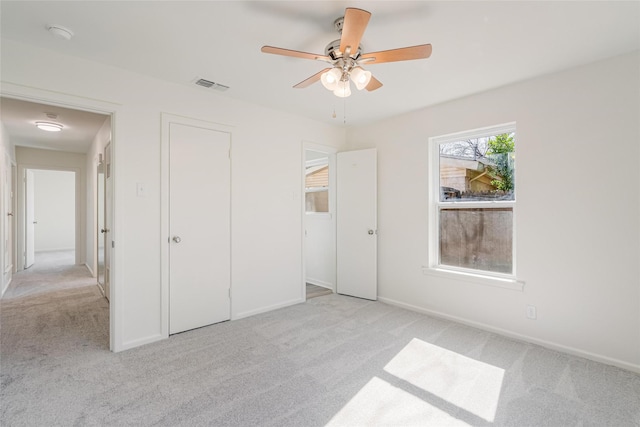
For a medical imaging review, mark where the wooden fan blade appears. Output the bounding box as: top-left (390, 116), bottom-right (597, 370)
top-left (339, 8), bottom-right (371, 57)
top-left (360, 44), bottom-right (432, 64)
top-left (293, 68), bottom-right (332, 88)
top-left (261, 46), bottom-right (330, 62)
top-left (365, 76), bottom-right (383, 91)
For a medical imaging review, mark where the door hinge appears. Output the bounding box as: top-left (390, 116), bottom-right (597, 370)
top-left (111, 241), bottom-right (115, 248)
top-left (228, 288), bottom-right (231, 299)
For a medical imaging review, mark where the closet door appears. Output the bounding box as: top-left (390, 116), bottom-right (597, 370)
top-left (336, 148), bottom-right (377, 300)
top-left (169, 123), bottom-right (231, 334)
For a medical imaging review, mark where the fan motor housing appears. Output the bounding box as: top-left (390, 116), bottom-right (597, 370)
top-left (325, 39), bottom-right (362, 61)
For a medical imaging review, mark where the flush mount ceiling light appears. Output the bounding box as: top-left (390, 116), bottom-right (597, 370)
top-left (35, 122), bottom-right (63, 132)
top-left (47, 25), bottom-right (74, 40)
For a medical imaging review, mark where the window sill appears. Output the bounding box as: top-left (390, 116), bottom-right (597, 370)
top-left (422, 266), bottom-right (524, 291)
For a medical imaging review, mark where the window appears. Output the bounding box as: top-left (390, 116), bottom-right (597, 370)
top-left (429, 123), bottom-right (516, 279)
top-left (305, 157), bottom-right (329, 213)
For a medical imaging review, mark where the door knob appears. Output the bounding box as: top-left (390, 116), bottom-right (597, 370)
top-left (368, 229), bottom-right (375, 235)
top-left (172, 236), bottom-right (182, 243)
top-left (101, 228), bottom-right (107, 233)
top-left (7, 212), bottom-right (13, 217)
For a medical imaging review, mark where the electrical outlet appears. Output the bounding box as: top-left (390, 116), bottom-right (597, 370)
top-left (526, 305), bottom-right (537, 320)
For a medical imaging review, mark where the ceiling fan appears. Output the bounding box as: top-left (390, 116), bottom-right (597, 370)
top-left (261, 7), bottom-right (432, 98)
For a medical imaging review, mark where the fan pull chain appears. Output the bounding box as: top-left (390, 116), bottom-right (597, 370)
top-left (343, 96), bottom-right (347, 124)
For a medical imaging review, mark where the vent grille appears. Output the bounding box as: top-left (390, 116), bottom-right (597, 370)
top-left (193, 77), bottom-right (230, 92)
top-left (195, 78), bottom-right (215, 88)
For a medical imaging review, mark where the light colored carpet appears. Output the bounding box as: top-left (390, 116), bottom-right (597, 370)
top-left (306, 283), bottom-right (333, 300)
top-left (2, 257), bottom-right (639, 426)
top-left (2, 250), bottom-right (96, 300)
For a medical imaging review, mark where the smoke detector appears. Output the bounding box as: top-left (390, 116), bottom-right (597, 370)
top-left (47, 25), bottom-right (74, 40)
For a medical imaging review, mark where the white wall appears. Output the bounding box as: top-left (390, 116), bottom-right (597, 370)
top-left (32, 170), bottom-right (75, 252)
top-left (15, 147), bottom-right (87, 268)
top-left (1, 39), bottom-right (346, 351)
top-left (347, 51), bottom-right (640, 371)
top-left (305, 214), bottom-right (335, 289)
top-left (9, 38), bottom-right (634, 371)
top-left (0, 123), bottom-right (16, 296)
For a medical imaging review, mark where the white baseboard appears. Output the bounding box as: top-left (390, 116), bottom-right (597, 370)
top-left (96, 282), bottom-right (106, 297)
top-left (378, 296), bottom-right (640, 374)
top-left (233, 297), bottom-right (304, 320)
top-left (305, 278), bottom-right (334, 290)
top-left (1, 276), bottom-right (12, 298)
top-left (117, 333), bottom-right (165, 353)
top-left (84, 263), bottom-right (95, 277)
top-left (117, 299), bottom-right (305, 352)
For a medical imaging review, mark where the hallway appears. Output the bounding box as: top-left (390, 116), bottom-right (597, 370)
top-left (3, 250), bottom-right (99, 299)
top-left (1, 250), bottom-right (109, 353)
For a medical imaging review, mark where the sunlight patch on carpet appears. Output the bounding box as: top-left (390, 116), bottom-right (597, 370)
top-left (384, 338), bottom-right (504, 422)
top-left (326, 376), bottom-right (471, 426)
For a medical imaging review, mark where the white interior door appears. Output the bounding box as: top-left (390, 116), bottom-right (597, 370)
top-left (169, 123), bottom-right (231, 334)
top-left (96, 161), bottom-right (105, 289)
top-left (3, 157), bottom-right (13, 275)
top-left (336, 148), bottom-right (377, 300)
top-left (24, 169), bottom-right (35, 269)
top-left (104, 143), bottom-right (112, 301)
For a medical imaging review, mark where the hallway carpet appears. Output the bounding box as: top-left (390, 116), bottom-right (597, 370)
top-left (2, 250), bottom-right (97, 300)
top-left (306, 283), bottom-right (333, 300)
top-left (2, 258), bottom-right (639, 425)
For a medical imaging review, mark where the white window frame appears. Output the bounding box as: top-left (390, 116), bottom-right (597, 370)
top-left (305, 156), bottom-right (331, 216)
top-left (425, 122), bottom-right (523, 291)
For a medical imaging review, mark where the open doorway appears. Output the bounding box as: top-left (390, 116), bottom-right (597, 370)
top-left (0, 96), bottom-right (113, 349)
top-left (303, 144), bottom-right (337, 300)
top-left (24, 169), bottom-right (76, 270)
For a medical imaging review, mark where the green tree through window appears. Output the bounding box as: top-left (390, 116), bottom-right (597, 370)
top-left (487, 133), bottom-right (515, 193)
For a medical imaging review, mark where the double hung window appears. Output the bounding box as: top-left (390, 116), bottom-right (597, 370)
top-left (429, 123), bottom-right (516, 279)
top-left (305, 157), bottom-right (329, 213)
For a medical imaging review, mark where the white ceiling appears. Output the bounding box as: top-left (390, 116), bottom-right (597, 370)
top-left (1, 1), bottom-right (639, 150)
top-left (0, 97), bottom-right (109, 153)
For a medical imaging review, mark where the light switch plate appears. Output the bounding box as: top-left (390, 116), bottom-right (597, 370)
top-left (136, 182), bottom-right (146, 197)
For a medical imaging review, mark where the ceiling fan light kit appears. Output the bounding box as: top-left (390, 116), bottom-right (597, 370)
top-left (261, 7), bottom-right (432, 98)
top-left (333, 80), bottom-right (352, 98)
top-left (320, 67), bottom-right (342, 91)
top-left (350, 66), bottom-right (372, 90)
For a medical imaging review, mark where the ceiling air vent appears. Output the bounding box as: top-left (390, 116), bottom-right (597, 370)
top-left (195, 78), bottom-right (215, 88)
top-left (193, 77), bottom-right (230, 92)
